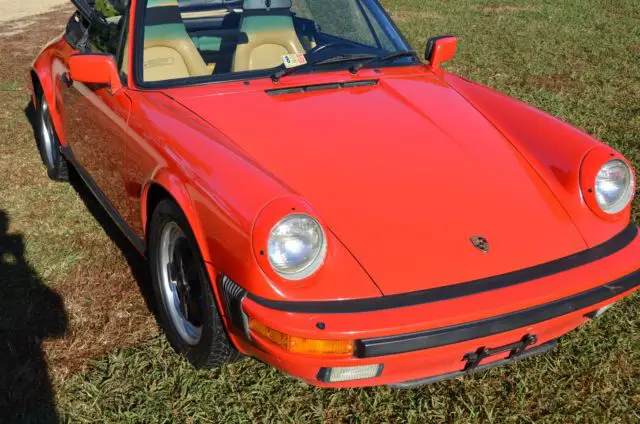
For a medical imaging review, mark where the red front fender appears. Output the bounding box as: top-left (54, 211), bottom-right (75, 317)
top-left (444, 72), bottom-right (632, 246)
top-left (31, 37), bottom-right (76, 147)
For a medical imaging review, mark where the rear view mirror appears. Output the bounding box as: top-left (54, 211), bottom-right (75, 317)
top-left (68, 54), bottom-right (122, 93)
top-left (425, 35), bottom-right (457, 73)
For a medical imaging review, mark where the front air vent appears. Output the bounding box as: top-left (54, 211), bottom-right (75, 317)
top-left (266, 79), bottom-right (378, 96)
top-left (219, 275), bottom-right (248, 333)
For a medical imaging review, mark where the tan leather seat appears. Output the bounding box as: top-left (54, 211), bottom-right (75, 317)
top-left (232, 6), bottom-right (305, 73)
top-left (143, 0), bottom-right (213, 82)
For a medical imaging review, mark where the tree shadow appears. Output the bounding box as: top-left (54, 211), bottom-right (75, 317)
top-left (0, 210), bottom-right (68, 424)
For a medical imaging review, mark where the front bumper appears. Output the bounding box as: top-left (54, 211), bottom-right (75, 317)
top-left (224, 224), bottom-right (640, 388)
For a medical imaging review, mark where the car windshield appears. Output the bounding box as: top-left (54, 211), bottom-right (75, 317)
top-left (140, 0), bottom-right (413, 84)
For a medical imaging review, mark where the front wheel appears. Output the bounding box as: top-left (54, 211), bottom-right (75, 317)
top-left (149, 198), bottom-right (242, 368)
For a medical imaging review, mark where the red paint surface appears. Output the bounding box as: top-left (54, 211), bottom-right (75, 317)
top-left (28, 0), bottom-right (639, 387)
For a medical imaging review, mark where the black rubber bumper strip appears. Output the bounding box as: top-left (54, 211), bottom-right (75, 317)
top-left (356, 268), bottom-right (640, 358)
top-left (247, 224), bottom-right (638, 314)
top-left (389, 340), bottom-right (557, 389)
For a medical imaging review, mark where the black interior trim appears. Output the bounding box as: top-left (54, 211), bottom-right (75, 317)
top-left (145, 6), bottom-right (183, 26)
top-left (247, 223), bottom-right (639, 313)
top-left (60, 147), bottom-right (146, 255)
top-left (356, 268), bottom-right (640, 358)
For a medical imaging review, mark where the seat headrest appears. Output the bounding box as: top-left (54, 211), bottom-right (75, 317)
top-left (243, 0), bottom-right (292, 11)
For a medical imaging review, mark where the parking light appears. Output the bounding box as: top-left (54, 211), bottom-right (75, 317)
top-left (248, 318), bottom-right (354, 355)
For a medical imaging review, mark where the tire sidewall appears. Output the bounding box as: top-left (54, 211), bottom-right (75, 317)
top-left (35, 92), bottom-right (66, 180)
top-left (149, 199), bottom-right (223, 368)
top-left (36, 94), bottom-right (57, 175)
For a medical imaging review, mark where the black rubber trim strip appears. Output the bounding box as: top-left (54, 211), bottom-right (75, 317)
top-left (60, 147), bottom-right (147, 255)
top-left (247, 223), bottom-right (638, 313)
top-left (356, 268), bottom-right (640, 358)
top-left (266, 80), bottom-right (378, 96)
top-left (389, 340), bottom-right (557, 389)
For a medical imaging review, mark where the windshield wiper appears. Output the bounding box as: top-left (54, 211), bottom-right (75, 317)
top-left (271, 53), bottom-right (377, 82)
top-left (348, 50), bottom-right (419, 74)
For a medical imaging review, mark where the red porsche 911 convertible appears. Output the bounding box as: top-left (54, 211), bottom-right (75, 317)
top-left (30, 0), bottom-right (638, 388)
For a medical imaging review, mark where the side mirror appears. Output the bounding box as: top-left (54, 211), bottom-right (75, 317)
top-left (68, 54), bottom-right (122, 93)
top-left (425, 35), bottom-right (457, 74)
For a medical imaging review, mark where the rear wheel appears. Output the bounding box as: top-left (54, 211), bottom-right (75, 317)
top-left (35, 91), bottom-right (68, 181)
top-left (149, 198), bottom-right (242, 368)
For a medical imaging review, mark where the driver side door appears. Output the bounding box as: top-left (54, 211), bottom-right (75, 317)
top-left (61, 2), bottom-right (134, 227)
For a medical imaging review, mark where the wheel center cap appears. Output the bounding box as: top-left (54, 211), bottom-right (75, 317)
top-left (168, 261), bottom-right (192, 317)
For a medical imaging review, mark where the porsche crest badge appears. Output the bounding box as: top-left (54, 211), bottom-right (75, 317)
top-left (471, 236), bottom-right (490, 253)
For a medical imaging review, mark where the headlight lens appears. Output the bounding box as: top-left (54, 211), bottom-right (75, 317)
top-left (267, 214), bottom-right (327, 280)
top-left (594, 160), bottom-right (634, 214)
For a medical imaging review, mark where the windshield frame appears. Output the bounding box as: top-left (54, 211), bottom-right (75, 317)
top-left (132, 0), bottom-right (416, 90)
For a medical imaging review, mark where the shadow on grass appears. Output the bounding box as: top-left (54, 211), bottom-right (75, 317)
top-left (8, 100), bottom-right (158, 422)
top-left (68, 165), bottom-right (157, 315)
top-left (0, 210), bottom-right (68, 424)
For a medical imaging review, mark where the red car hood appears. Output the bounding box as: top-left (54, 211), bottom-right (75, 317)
top-left (170, 72), bottom-right (587, 295)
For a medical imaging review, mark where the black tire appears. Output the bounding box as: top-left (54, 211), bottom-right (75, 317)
top-left (35, 89), bottom-right (68, 181)
top-left (149, 198), bottom-right (242, 368)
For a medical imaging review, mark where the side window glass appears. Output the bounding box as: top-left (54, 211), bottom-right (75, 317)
top-left (87, 0), bottom-right (124, 55)
top-left (65, 12), bottom-right (91, 51)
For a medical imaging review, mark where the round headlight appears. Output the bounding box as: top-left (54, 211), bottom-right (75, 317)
top-left (267, 214), bottom-right (327, 280)
top-left (594, 160), bottom-right (634, 214)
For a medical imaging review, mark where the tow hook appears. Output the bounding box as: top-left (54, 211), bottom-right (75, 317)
top-left (463, 334), bottom-right (538, 371)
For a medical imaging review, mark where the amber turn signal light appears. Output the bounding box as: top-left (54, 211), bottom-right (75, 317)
top-left (248, 318), bottom-right (354, 356)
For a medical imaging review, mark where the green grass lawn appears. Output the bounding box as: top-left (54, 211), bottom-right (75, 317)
top-left (0, 0), bottom-right (639, 423)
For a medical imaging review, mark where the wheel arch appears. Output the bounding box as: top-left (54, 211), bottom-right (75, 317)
top-left (143, 178), bottom-right (245, 363)
top-left (141, 173), bottom-right (214, 265)
top-left (141, 175), bottom-right (241, 344)
top-left (29, 69), bottom-right (40, 99)
top-left (30, 58), bottom-right (67, 145)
